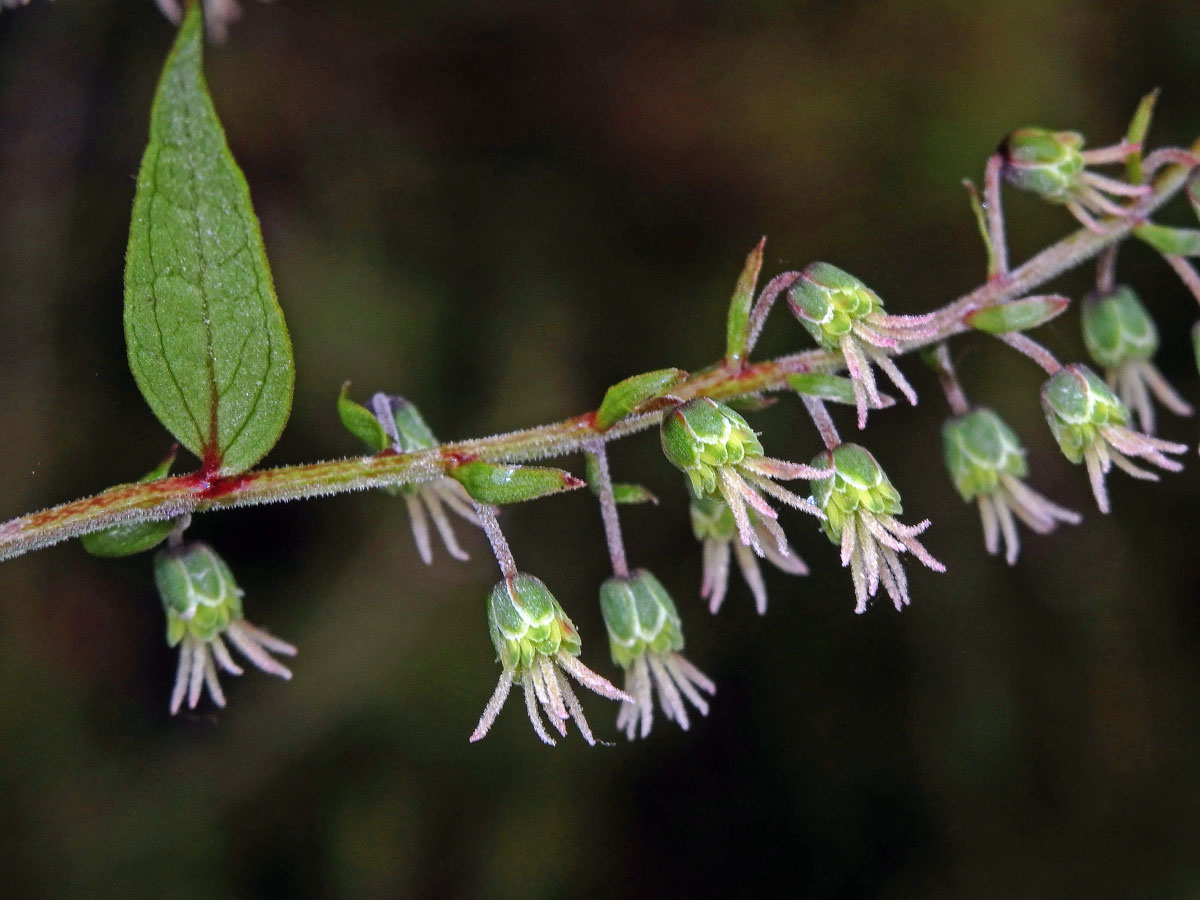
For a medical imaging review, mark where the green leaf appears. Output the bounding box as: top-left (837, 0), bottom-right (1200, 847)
top-left (787, 373), bottom-right (894, 407)
top-left (966, 294), bottom-right (1070, 333)
top-left (725, 238), bottom-right (765, 367)
top-left (1133, 223), bottom-right (1200, 257)
top-left (338, 383), bottom-right (390, 453)
top-left (1125, 88), bottom-right (1158, 185)
top-left (584, 454), bottom-right (658, 505)
top-left (450, 461), bottom-right (584, 505)
top-left (595, 368), bottom-right (687, 430)
top-left (81, 447), bottom-right (180, 557)
top-left (124, 5), bottom-right (294, 475)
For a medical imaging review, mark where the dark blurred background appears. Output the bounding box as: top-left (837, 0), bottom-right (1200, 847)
top-left (3, 1), bottom-right (1200, 897)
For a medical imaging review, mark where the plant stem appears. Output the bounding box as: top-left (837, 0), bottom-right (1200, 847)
top-left (1, 151), bottom-right (1195, 564)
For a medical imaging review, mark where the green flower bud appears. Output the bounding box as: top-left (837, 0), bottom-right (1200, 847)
top-left (155, 542), bottom-right (244, 647)
top-left (1041, 364), bottom-right (1128, 463)
top-left (1082, 285), bottom-right (1159, 368)
top-left (599, 569), bottom-right (684, 669)
top-left (941, 409), bottom-right (1028, 501)
top-left (1001, 128), bottom-right (1085, 200)
top-left (660, 398), bottom-right (764, 497)
top-left (487, 574), bottom-right (581, 673)
top-left (809, 443), bottom-right (902, 544)
top-left (689, 494), bottom-right (736, 543)
top-left (787, 262), bottom-right (883, 350)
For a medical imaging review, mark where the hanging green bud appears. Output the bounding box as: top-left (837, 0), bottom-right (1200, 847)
top-left (473, 574), bottom-right (628, 747)
top-left (80, 446), bottom-right (180, 558)
top-left (788, 262), bottom-right (883, 351)
top-left (1041, 365), bottom-right (1128, 463)
top-left (1001, 128), bottom-right (1086, 200)
top-left (155, 541), bottom-right (296, 714)
top-left (809, 444), bottom-right (902, 545)
top-left (1082, 285), bottom-right (1158, 368)
top-left (1041, 364), bottom-right (1186, 513)
top-left (599, 569), bottom-right (683, 668)
top-left (660, 398), bottom-right (763, 497)
top-left (598, 569), bottom-right (714, 740)
top-left (965, 294), bottom-right (1070, 335)
top-left (451, 460), bottom-right (584, 506)
top-left (941, 408), bottom-right (1028, 501)
top-left (595, 368), bottom-right (687, 431)
top-left (808, 444), bottom-right (943, 613)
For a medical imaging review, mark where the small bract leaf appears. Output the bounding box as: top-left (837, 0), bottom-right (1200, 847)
top-left (1133, 224), bottom-right (1200, 257)
top-left (583, 454), bottom-right (658, 505)
top-left (725, 238), bottom-right (765, 367)
top-left (337, 383), bottom-right (389, 453)
top-left (596, 368), bottom-right (687, 430)
top-left (124, 5), bottom-right (294, 475)
top-left (787, 372), bottom-right (896, 408)
top-left (81, 446), bottom-right (180, 557)
top-left (451, 461), bottom-right (584, 505)
top-left (1125, 89), bottom-right (1158, 185)
top-left (966, 295), bottom-right (1070, 334)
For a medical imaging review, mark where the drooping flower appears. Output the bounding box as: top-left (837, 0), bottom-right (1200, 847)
top-left (689, 492), bottom-right (806, 615)
top-left (599, 569), bottom-right (715, 740)
top-left (809, 443), bottom-right (945, 613)
top-left (1041, 364), bottom-right (1187, 513)
top-left (1081, 284), bottom-right (1192, 435)
top-left (788, 262), bottom-right (937, 429)
top-left (470, 574), bottom-right (629, 746)
top-left (660, 397), bottom-right (826, 564)
top-left (1000, 128), bottom-right (1147, 232)
top-left (340, 388), bottom-right (482, 564)
top-left (155, 541), bottom-right (296, 714)
top-left (942, 408), bottom-right (1080, 564)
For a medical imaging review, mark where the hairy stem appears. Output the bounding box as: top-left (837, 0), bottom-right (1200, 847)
top-left (1, 151), bottom-right (1196, 564)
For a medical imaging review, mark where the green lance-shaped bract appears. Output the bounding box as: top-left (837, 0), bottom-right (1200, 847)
top-left (487, 574), bottom-right (581, 675)
top-left (1082, 285), bottom-right (1158, 369)
top-left (156, 541), bottom-right (244, 647)
top-left (809, 443), bottom-right (902, 546)
top-left (660, 398), bottom-right (763, 498)
top-left (1041, 365), bottom-right (1128, 464)
top-left (788, 262), bottom-right (884, 351)
top-left (941, 409), bottom-right (1028, 501)
top-left (599, 569), bottom-right (684, 669)
top-left (1001, 128), bottom-right (1086, 201)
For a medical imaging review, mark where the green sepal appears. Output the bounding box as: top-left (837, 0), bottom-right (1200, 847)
top-left (599, 569), bottom-right (684, 669)
top-left (383, 396), bottom-right (438, 452)
top-left (725, 238), bottom-right (765, 367)
top-left (81, 447), bottom-right (180, 557)
top-left (788, 372), bottom-right (873, 406)
top-left (451, 460), bottom-right (583, 505)
top-left (583, 454), bottom-right (657, 505)
top-left (809, 443), bottom-right (902, 545)
top-left (487, 574), bottom-right (580, 673)
top-left (1081, 285), bottom-right (1158, 368)
top-left (941, 408), bottom-right (1028, 501)
top-left (1124, 89), bottom-right (1158, 185)
top-left (966, 294), bottom-right (1069, 334)
top-left (337, 383), bottom-right (389, 453)
top-left (1041, 364), bottom-right (1128, 463)
top-left (155, 541), bottom-right (243, 646)
top-left (787, 262), bottom-right (883, 350)
top-left (1001, 128), bottom-right (1084, 201)
top-left (124, 5), bottom-right (294, 475)
top-left (1133, 224), bottom-right (1200, 257)
top-left (596, 368), bottom-right (687, 431)
top-left (660, 398), bottom-right (763, 497)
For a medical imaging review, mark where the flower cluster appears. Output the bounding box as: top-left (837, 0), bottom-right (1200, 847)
top-left (599, 569), bottom-right (715, 740)
top-left (471, 574), bottom-right (629, 746)
top-left (155, 541), bottom-right (296, 714)
top-left (788, 263), bottom-right (937, 429)
top-left (1081, 285), bottom-right (1192, 435)
top-left (1000, 128), bottom-right (1146, 232)
top-left (942, 408), bottom-right (1080, 564)
top-left (809, 444), bottom-right (945, 613)
top-left (1041, 364), bottom-right (1187, 513)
